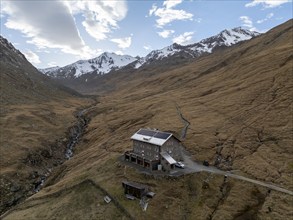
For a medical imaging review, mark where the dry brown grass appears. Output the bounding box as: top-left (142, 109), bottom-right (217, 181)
top-left (3, 180), bottom-right (127, 220)
top-left (2, 20), bottom-right (293, 219)
top-left (0, 98), bottom-right (91, 173)
top-left (0, 97), bottom-right (92, 214)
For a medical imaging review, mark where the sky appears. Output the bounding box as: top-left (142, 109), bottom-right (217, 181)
top-left (0, 0), bottom-right (292, 68)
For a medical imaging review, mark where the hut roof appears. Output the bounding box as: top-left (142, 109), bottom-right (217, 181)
top-left (122, 180), bottom-right (148, 190)
top-left (131, 128), bottom-right (178, 146)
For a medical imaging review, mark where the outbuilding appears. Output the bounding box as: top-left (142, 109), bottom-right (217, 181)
top-left (122, 181), bottom-right (149, 199)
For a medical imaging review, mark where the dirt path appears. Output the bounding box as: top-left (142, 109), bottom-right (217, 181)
top-left (175, 103), bottom-right (293, 196)
top-left (175, 103), bottom-right (190, 139)
top-left (181, 150), bottom-right (293, 196)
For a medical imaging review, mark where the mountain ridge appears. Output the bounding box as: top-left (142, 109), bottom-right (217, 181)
top-left (40, 52), bottom-right (138, 79)
top-left (0, 35), bottom-right (82, 105)
top-left (40, 27), bottom-right (260, 79)
top-left (1, 19), bottom-right (292, 220)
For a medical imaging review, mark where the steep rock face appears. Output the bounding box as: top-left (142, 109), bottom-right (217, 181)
top-left (0, 36), bottom-right (80, 105)
top-left (40, 27), bottom-right (260, 80)
top-left (0, 36), bottom-right (27, 65)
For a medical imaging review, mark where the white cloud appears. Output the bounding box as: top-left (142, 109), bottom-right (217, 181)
top-left (143, 45), bottom-right (152, 50)
top-left (194, 18), bottom-right (202, 23)
top-left (149, 0), bottom-right (193, 28)
top-left (240, 16), bottom-right (253, 28)
top-left (23, 50), bottom-right (41, 64)
top-left (47, 62), bottom-right (58, 67)
top-left (267, 12), bottom-right (274, 18)
top-left (257, 13), bottom-right (274, 23)
top-left (1, 1), bottom-right (128, 59)
top-left (245, 0), bottom-right (291, 8)
top-left (111, 37), bottom-right (132, 49)
top-left (115, 50), bottom-right (124, 55)
top-left (172, 32), bottom-right (194, 45)
top-left (1, 1), bottom-right (97, 59)
top-left (66, 1), bottom-right (127, 42)
top-left (157, 29), bottom-right (175, 38)
top-left (239, 16), bottom-right (260, 32)
top-left (149, 4), bottom-right (158, 16)
top-left (163, 0), bottom-right (183, 9)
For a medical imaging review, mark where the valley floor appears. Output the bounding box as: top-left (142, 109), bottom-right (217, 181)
top-left (1, 20), bottom-right (293, 220)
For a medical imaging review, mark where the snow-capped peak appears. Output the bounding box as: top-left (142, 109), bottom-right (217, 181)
top-left (40, 27), bottom-right (260, 78)
top-left (135, 27), bottom-right (260, 69)
top-left (147, 43), bottom-right (182, 60)
top-left (134, 43), bottom-right (184, 69)
top-left (39, 66), bottom-right (60, 74)
top-left (185, 27), bottom-right (260, 54)
top-left (216, 27), bottom-right (260, 46)
top-left (41, 52), bottom-right (137, 78)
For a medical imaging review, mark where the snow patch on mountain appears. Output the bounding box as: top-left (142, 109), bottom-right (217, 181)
top-left (40, 27), bottom-right (260, 78)
top-left (149, 44), bottom-right (181, 59)
top-left (39, 66), bottom-right (60, 74)
top-left (41, 52), bottom-right (137, 78)
top-left (133, 43), bottom-right (184, 69)
top-left (189, 27), bottom-right (260, 54)
top-left (132, 27), bottom-right (260, 69)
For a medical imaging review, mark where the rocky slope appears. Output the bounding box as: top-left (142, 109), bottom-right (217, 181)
top-left (2, 20), bottom-right (292, 220)
top-left (0, 36), bottom-right (81, 105)
top-left (40, 27), bottom-right (260, 82)
top-left (0, 36), bottom-right (91, 214)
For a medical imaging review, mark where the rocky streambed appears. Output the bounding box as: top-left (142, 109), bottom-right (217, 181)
top-left (65, 110), bottom-right (89, 159)
top-left (0, 107), bottom-right (91, 215)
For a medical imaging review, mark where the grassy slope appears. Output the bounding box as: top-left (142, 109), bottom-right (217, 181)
top-left (3, 20), bottom-right (293, 219)
top-left (0, 37), bottom-right (93, 213)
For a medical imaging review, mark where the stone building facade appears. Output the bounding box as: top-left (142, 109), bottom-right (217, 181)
top-left (125, 128), bottom-right (181, 171)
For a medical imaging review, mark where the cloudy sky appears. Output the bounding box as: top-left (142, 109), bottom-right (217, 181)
top-left (1, 0), bottom-right (292, 68)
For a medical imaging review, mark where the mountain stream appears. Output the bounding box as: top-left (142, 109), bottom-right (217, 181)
top-left (1, 105), bottom-right (92, 216)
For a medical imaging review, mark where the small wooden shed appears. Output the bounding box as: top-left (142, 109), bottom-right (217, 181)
top-left (122, 181), bottom-right (149, 199)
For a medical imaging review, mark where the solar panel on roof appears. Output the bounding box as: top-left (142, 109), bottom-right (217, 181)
top-left (137, 129), bottom-right (157, 137)
top-left (154, 132), bottom-right (171, 140)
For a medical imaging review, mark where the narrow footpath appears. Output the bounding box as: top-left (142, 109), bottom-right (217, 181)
top-left (175, 104), bottom-right (293, 196)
